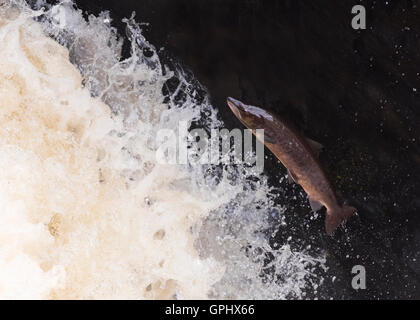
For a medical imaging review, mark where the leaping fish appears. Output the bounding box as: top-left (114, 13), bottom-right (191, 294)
top-left (226, 97), bottom-right (356, 235)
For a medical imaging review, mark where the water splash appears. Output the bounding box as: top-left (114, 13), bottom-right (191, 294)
top-left (0, 0), bottom-right (326, 299)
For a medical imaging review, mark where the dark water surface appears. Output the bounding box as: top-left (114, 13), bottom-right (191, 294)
top-left (63, 0), bottom-right (420, 299)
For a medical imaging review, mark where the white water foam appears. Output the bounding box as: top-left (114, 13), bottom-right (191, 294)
top-left (0, 0), bottom-right (326, 299)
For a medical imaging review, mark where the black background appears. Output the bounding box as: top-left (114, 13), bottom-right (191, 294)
top-left (47, 0), bottom-right (420, 299)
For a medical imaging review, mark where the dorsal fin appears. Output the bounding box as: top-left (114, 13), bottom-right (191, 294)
top-left (305, 137), bottom-right (323, 157)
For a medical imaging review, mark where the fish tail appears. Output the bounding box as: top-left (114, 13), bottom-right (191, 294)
top-left (325, 204), bottom-right (357, 235)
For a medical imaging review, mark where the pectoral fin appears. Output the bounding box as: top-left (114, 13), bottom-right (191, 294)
top-left (309, 197), bottom-right (323, 212)
top-left (254, 130), bottom-right (275, 144)
top-left (305, 137), bottom-right (323, 157)
top-left (262, 132), bottom-right (276, 144)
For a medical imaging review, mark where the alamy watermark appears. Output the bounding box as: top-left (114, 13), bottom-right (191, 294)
top-left (351, 265), bottom-right (366, 290)
top-left (351, 5), bottom-right (367, 30)
top-left (155, 121), bottom-right (265, 173)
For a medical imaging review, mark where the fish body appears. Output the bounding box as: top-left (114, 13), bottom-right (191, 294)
top-left (226, 97), bottom-right (356, 235)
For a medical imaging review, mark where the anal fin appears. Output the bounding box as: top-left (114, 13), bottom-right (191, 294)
top-left (309, 197), bottom-right (323, 212)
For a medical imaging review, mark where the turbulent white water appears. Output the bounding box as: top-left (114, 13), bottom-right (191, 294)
top-left (0, 0), bottom-right (326, 299)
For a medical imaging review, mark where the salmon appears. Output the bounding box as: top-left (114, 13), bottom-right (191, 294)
top-left (227, 97), bottom-right (356, 235)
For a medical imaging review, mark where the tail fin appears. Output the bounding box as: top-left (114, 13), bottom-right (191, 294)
top-left (325, 205), bottom-right (356, 235)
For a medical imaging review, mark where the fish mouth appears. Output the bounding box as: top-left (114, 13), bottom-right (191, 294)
top-left (226, 97), bottom-right (244, 120)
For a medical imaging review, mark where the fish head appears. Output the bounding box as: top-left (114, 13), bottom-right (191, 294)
top-left (226, 97), bottom-right (276, 144)
top-left (226, 97), bottom-right (248, 123)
